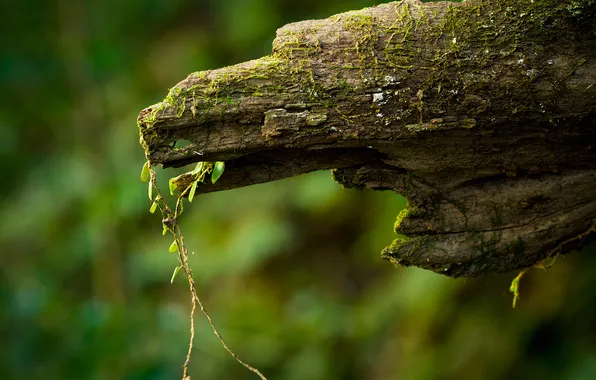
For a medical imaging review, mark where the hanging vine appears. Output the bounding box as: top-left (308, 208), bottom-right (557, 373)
top-left (140, 161), bottom-right (266, 380)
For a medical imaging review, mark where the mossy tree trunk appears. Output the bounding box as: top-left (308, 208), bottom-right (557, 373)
top-left (137, 0), bottom-right (596, 277)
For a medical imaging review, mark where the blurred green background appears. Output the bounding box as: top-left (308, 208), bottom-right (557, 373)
top-left (2, 0), bottom-right (596, 379)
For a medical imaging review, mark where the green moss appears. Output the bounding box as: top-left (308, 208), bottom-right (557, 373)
top-left (138, 55), bottom-right (303, 160)
top-left (343, 13), bottom-right (376, 31)
top-left (394, 207), bottom-right (410, 231)
top-left (342, 13), bottom-right (380, 81)
top-left (137, 100), bottom-right (171, 157)
top-left (385, 0), bottom-right (588, 127)
top-left (272, 29), bottom-right (323, 98)
top-left (381, 234), bottom-right (430, 267)
top-left (389, 234), bottom-right (412, 248)
top-left (394, 202), bottom-right (430, 234)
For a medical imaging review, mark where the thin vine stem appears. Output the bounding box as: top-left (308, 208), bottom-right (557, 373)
top-left (509, 220), bottom-right (596, 308)
top-left (147, 167), bottom-right (266, 380)
top-left (546, 221), bottom-right (596, 261)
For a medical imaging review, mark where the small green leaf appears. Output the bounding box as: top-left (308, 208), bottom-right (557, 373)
top-left (509, 270), bottom-right (526, 308)
top-left (162, 225), bottom-right (168, 235)
top-left (169, 177), bottom-right (178, 195)
top-left (149, 201), bottom-right (158, 213)
top-left (191, 162), bottom-right (204, 175)
top-left (141, 161), bottom-right (150, 183)
top-left (170, 266), bottom-right (182, 284)
top-left (188, 180), bottom-right (198, 203)
top-left (169, 240), bottom-right (178, 253)
top-left (148, 181), bottom-right (153, 200)
top-left (211, 161), bottom-right (225, 183)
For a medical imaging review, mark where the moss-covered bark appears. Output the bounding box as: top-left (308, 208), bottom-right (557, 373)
top-left (137, 0), bottom-right (596, 277)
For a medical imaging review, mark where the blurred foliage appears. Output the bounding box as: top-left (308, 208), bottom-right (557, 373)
top-left (1, 0), bottom-right (596, 379)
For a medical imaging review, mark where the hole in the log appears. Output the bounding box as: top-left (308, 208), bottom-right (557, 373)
top-left (171, 139), bottom-right (193, 150)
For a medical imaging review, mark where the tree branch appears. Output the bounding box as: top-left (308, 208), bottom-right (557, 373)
top-left (138, 0), bottom-right (596, 277)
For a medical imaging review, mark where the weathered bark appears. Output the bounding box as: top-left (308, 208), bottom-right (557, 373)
top-left (137, 0), bottom-right (596, 277)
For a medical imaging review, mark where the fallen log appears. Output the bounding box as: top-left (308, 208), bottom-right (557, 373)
top-left (138, 0), bottom-right (596, 277)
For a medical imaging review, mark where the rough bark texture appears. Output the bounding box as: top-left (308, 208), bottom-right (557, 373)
top-left (137, 0), bottom-right (596, 277)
